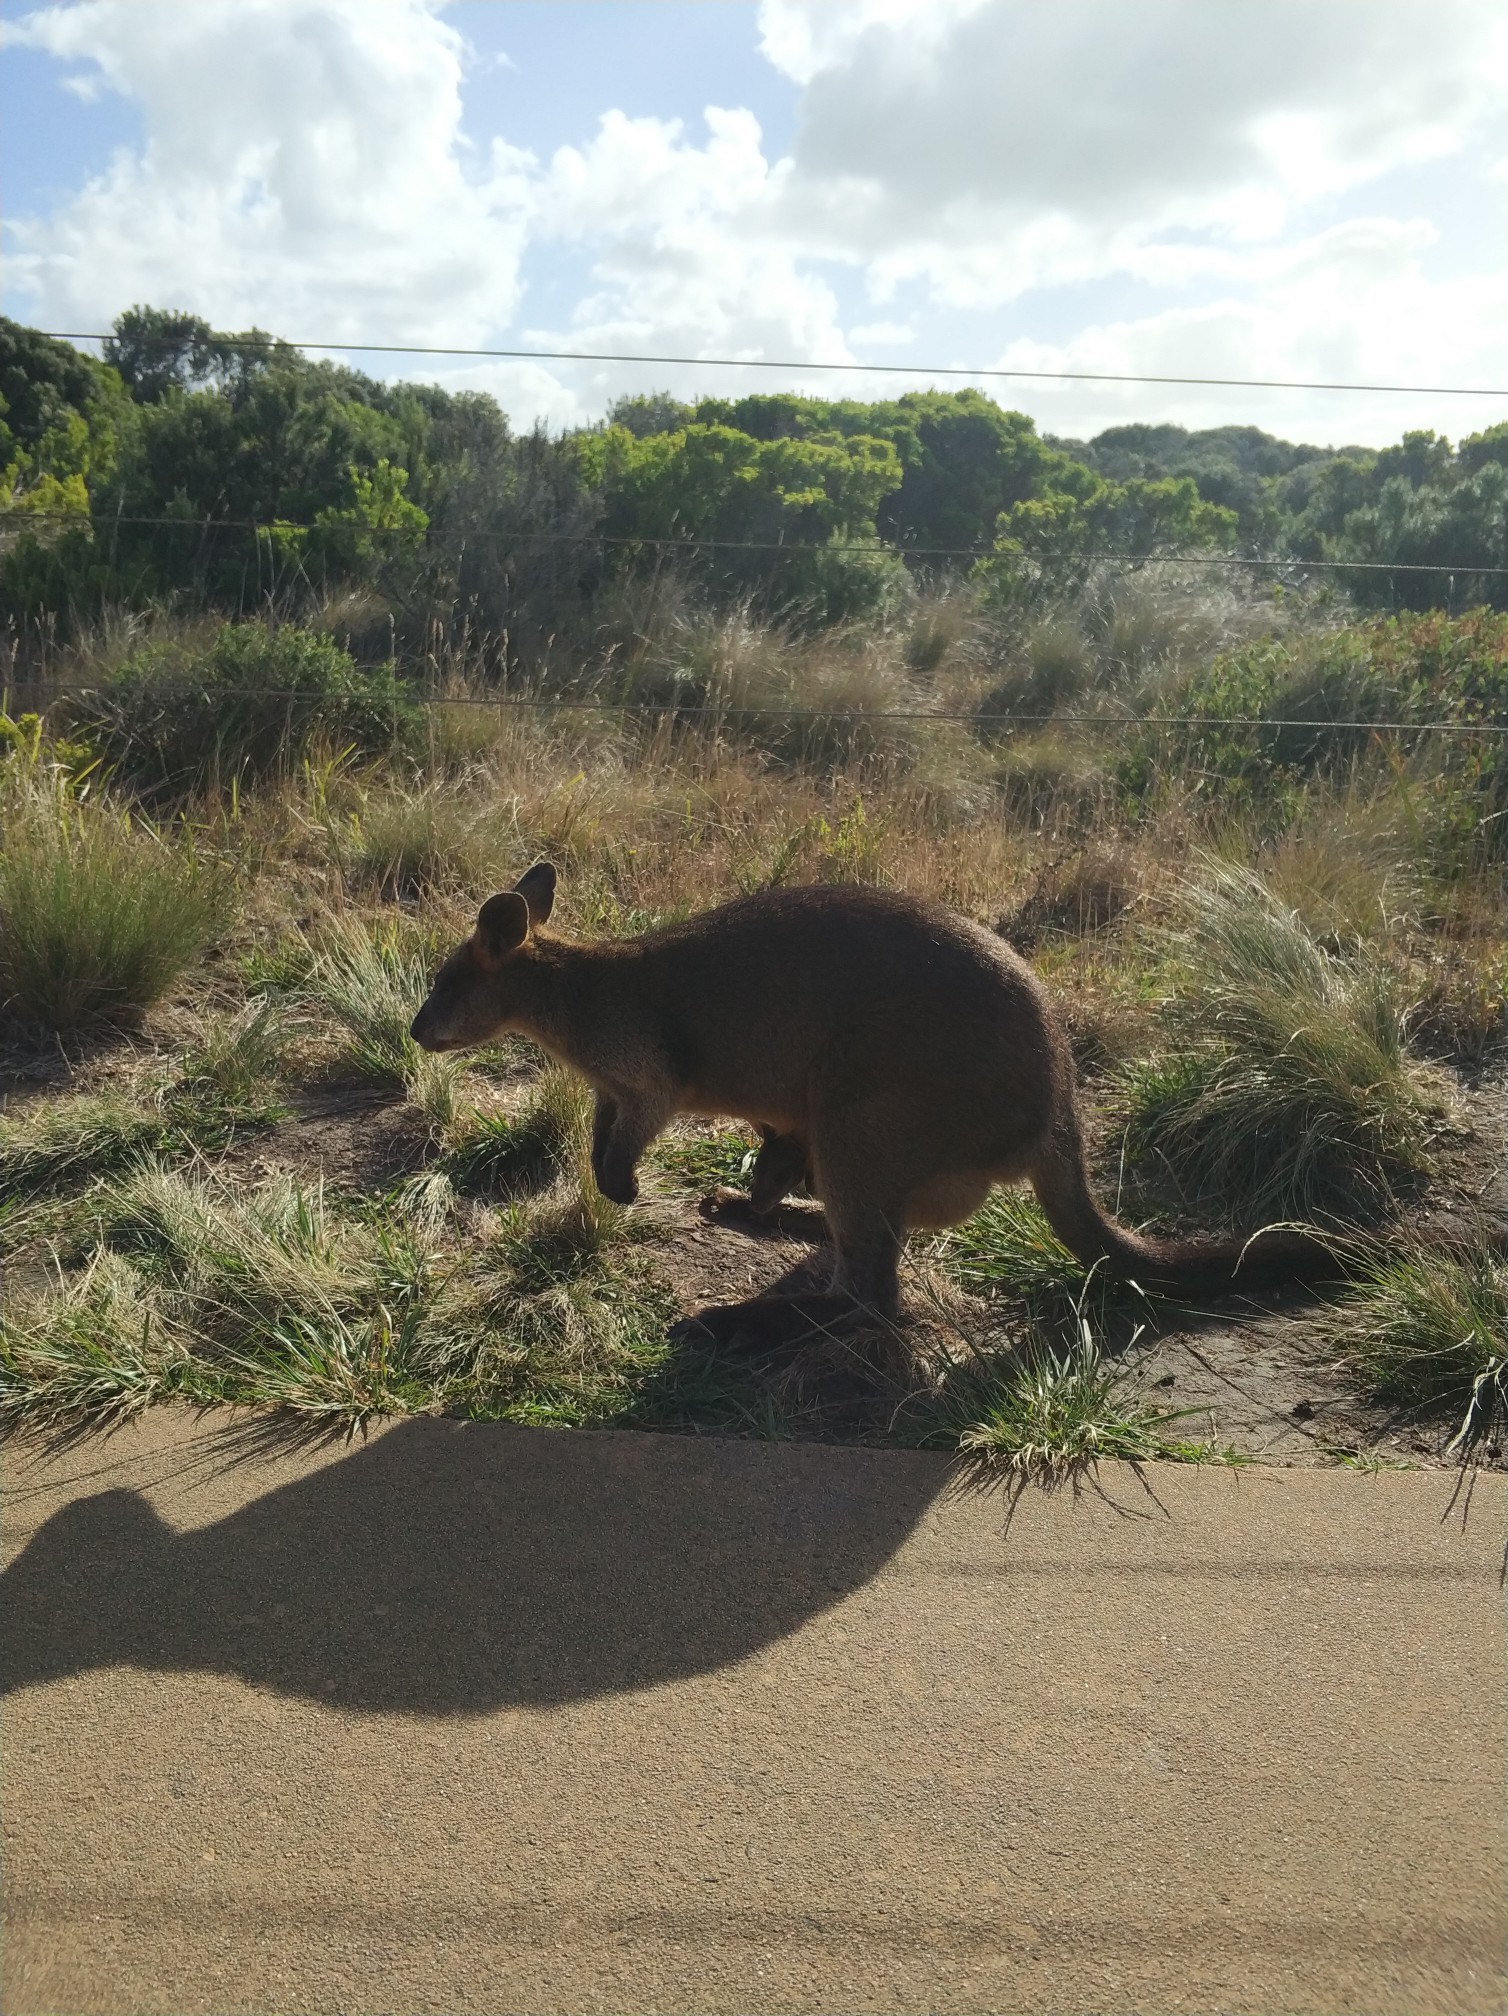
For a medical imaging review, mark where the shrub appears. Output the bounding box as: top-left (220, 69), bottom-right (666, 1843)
top-left (1121, 862), bottom-right (1434, 1220)
top-left (0, 776), bottom-right (224, 1029)
top-left (1125, 612), bottom-right (1508, 845)
top-left (76, 621), bottom-right (418, 792)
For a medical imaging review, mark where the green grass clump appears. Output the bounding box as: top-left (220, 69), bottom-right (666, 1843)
top-left (77, 621), bottom-right (418, 793)
top-left (652, 1125), bottom-right (760, 1194)
top-left (0, 778), bottom-right (224, 1030)
top-left (1331, 1241), bottom-right (1508, 1463)
top-left (0, 1003), bottom-right (286, 1206)
top-left (0, 1249), bottom-right (190, 1432)
top-left (1122, 861), bottom-right (1434, 1220)
top-left (303, 916), bottom-right (463, 1129)
top-left (431, 1211), bottom-right (672, 1428)
top-left (174, 999), bottom-right (289, 1127)
top-left (441, 1066), bottom-right (587, 1199)
top-left (934, 1191), bottom-right (1150, 1336)
top-left (920, 1336), bottom-right (1221, 1489)
top-left (0, 1092), bottom-right (165, 1198)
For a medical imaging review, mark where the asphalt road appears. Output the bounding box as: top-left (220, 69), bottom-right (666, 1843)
top-left (2, 1412), bottom-right (1503, 2015)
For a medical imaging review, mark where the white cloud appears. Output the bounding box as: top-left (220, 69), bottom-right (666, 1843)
top-left (757, 0), bottom-right (990, 88)
top-left (523, 106), bottom-right (852, 386)
top-left (848, 321), bottom-right (915, 347)
top-left (3, 0), bottom-right (534, 342)
top-left (985, 221), bottom-right (1508, 445)
top-left (766, 0), bottom-right (1508, 302)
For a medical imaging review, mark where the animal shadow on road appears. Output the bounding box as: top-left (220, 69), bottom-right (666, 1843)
top-left (0, 1418), bottom-right (947, 1716)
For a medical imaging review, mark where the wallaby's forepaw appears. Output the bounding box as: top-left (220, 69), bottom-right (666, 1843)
top-left (594, 1168), bottom-right (639, 1206)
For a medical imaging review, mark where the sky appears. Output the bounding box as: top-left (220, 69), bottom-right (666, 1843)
top-left (2, 0), bottom-right (1506, 447)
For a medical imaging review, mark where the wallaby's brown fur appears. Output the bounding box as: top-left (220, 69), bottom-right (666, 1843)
top-left (412, 864), bottom-right (1338, 1330)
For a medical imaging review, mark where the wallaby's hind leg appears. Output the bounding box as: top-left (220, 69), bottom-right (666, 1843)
top-left (685, 1147), bottom-right (900, 1346)
top-left (820, 1190), bottom-right (904, 1319)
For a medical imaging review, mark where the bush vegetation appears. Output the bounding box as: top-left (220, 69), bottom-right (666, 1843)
top-left (75, 621), bottom-right (416, 793)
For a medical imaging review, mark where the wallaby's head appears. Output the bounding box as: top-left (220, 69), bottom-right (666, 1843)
top-left (410, 862), bottom-right (556, 1052)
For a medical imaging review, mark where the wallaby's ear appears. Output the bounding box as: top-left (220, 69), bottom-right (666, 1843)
top-left (474, 891), bottom-right (530, 968)
top-left (513, 860), bottom-right (557, 926)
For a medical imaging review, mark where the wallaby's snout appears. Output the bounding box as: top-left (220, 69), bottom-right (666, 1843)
top-left (408, 999), bottom-right (447, 1051)
top-left (410, 862), bottom-right (557, 1053)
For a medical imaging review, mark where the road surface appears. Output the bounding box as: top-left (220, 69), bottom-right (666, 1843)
top-left (3, 1412), bottom-right (1503, 2014)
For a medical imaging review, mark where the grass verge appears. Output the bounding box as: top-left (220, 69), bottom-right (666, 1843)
top-left (0, 1002), bottom-right (287, 1213)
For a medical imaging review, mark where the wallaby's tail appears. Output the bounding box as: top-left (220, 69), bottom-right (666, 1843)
top-left (1028, 1115), bottom-right (1341, 1295)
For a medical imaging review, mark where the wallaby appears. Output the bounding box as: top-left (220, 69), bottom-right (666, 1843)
top-left (411, 863), bottom-right (1338, 1334)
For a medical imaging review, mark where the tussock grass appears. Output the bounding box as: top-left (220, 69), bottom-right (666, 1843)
top-left (921, 1335), bottom-right (1222, 1488)
top-left (439, 1066), bottom-right (589, 1200)
top-left (0, 1092), bottom-right (165, 1197)
top-left (302, 916), bottom-right (463, 1128)
top-left (999, 843), bottom-right (1143, 950)
top-left (933, 1192), bottom-right (1149, 1337)
top-left (175, 999), bottom-right (289, 1122)
top-left (0, 1249), bottom-right (189, 1431)
top-left (904, 591), bottom-right (977, 678)
top-left (1245, 784), bottom-right (1425, 946)
top-left (404, 1135), bottom-right (671, 1429)
top-left (1123, 861), bottom-right (1434, 1220)
top-left (346, 780), bottom-right (509, 898)
top-left (636, 605), bottom-right (935, 774)
top-left (1332, 1241), bottom-right (1508, 1464)
top-left (0, 776), bottom-right (224, 1030)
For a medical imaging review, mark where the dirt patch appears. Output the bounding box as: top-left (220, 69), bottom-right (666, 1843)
top-left (214, 1084), bottom-right (433, 1194)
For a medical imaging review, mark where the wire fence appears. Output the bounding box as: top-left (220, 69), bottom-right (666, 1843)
top-left (7, 509), bottom-right (1506, 579)
top-left (36, 330), bottom-right (1508, 400)
top-left (19, 683), bottom-right (1508, 736)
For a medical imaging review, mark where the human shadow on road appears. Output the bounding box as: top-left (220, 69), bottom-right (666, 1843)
top-left (0, 1418), bottom-right (947, 1716)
